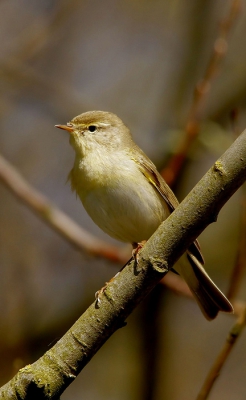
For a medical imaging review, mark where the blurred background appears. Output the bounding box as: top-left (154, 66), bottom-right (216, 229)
top-left (0, 0), bottom-right (246, 399)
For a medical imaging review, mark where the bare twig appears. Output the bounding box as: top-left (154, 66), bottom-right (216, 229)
top-left (162, 272), bottom-right (193, 298)
top-left (230, 108), bottom-right (241, 137)
top-left (0, 57), bottom-right (93, 117)
top-left (0, 154), bottom-right (126, 263)
top-left (0, 0), bottom-right (93, 116)
top-left (162, 272), bottom-right (245, 319)
top-left (226, 110), bottom-right (246, 299)
top-left (196, 306), bottom-right (246, 400)
top-left (227, 191), bottom-right (246, 300)
top-left (2, 0), bottom-right (83, 63)
top-left (161, 0), bottom-right (242, 187)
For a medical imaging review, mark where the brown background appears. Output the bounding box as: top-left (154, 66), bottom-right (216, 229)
top-left (0, 1), bottom-right (246, 399)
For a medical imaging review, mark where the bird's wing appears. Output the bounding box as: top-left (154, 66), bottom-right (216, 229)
top-left (132, 149), bottom-right (205, 265)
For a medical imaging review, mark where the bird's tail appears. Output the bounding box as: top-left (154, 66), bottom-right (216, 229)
top-left (176, 252), bottom-right (233, 320)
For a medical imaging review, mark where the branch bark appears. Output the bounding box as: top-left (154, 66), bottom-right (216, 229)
top-left (1, 129), bottom-right (246, 399)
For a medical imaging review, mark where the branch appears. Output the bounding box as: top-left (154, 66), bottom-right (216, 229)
top-left (162, 272), bottom-right (245, 319)
top-left (161, 0), bottom-right (242, 186)
top-left (196, 306), bottom-right (246, 400)
top-left (226, 189), bottom-right (246, 299)
top-left (0, 154), bottom-right (126, 263)
top-left (1, 129), bottom-right (246, 399)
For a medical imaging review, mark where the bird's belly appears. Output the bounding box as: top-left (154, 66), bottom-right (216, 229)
top-left (81, 179), bottom-right (170, 243)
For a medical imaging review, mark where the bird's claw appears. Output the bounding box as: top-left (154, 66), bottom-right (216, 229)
top-left (95, 282), bottom-right (109, 307)
top-left (132, 241), bottom-right (146, 265)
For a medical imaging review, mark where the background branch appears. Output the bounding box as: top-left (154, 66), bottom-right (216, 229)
top-left (196, 306), bottom-right (246, 400)
top-left (227, 188), bottom-right (246, 300)
top-left (0, 154), bottom-right (126, 263)
top-left (161, 0), bottom-right (242, 187)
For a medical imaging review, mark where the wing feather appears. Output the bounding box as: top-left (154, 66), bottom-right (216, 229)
top-left (131, 148), bottom-right (204, 265)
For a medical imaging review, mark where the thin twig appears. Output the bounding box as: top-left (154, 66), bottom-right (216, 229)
top-left (226, 191), bottom-right (246, 299)
top-left (162, 273), bottom-right (244, 318)
top-left (0, 154), bottom-right (126, 263)
top-left (162, 272), bottom-right (193, 298)
top-left (2, 0), bottom-right (83, 63)
top-left (0, 57), bottom-right (92, 116)
top-left (161, 0), bottom-right (242, 187)
top-left (226, 114), bottom-right (246, 300)
top-left (230, 108), bottom-right (241, 137)
top-left (0, 0), bottom-right (93, 116)
top-left (196, 306), bottom-right (246, 400)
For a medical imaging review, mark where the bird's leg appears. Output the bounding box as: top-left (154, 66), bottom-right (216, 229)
top-left (95, 241), bottom-right (147, 306)
top-left (95, 256), bottom-right (132, 306)
top-left (95, 278), bottom-right (116, 306)
top-left (132, 241), bottom-right (146, 264)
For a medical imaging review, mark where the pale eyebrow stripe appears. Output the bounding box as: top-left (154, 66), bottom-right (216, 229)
top-left (98, 123), bottom-right (110, 127)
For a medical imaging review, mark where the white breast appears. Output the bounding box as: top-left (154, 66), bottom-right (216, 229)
top-left (73, 150), bottom-right (170, 243)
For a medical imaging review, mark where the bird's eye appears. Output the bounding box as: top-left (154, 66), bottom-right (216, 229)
top-left (88, 125), bottom-right (97, 132)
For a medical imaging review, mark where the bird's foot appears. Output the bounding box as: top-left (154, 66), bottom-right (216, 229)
top-left (132, 241), bottom-right (146, 265)
top-left (95, 272), bottom-right (120, 306)
top-left (95, 283), bottom-right (108, 306)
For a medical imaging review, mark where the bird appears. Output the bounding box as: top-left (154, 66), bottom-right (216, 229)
top-left (56, 110), bottom-right (233, 320)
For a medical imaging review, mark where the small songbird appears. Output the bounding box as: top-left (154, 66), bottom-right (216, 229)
top-left (56, 111), bottom-right (233, 320)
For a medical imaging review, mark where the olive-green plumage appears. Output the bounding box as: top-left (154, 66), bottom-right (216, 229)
top-left (56, 111), bottom-right (233, 320)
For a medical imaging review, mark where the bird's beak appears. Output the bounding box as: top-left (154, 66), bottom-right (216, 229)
top-left (55, 124), bottom-right (74, 133)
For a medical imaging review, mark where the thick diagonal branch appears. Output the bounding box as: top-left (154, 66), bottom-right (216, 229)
top-left (1, 129), bottom-right (246, 399)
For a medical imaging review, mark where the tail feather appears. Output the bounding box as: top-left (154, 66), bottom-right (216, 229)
top-left (176, 252), bottom-right (233, 320)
